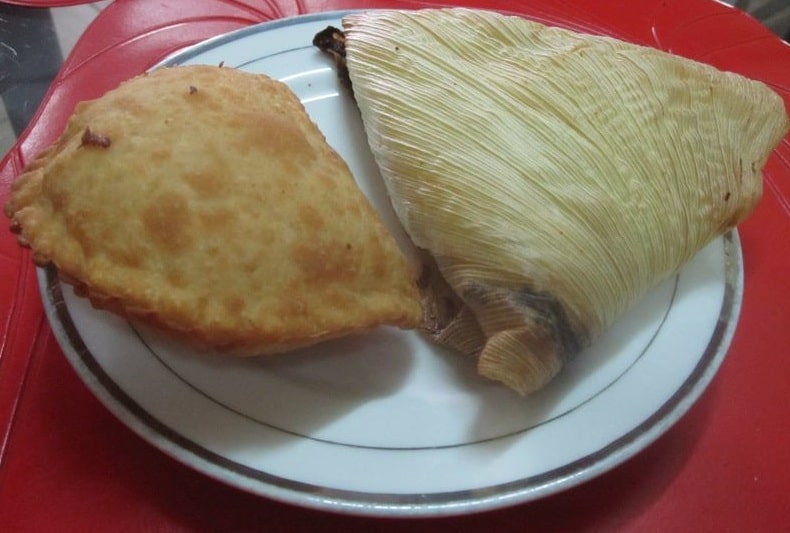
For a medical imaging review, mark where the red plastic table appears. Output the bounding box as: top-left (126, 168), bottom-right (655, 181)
top-left (2, 0), bottom-right (790, 530)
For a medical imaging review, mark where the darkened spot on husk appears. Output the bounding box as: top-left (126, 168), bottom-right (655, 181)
top-left (463, 283), bottom-right (585, 361)
top-left (313, 26), bottom-right (352, 88)
top-left (509, 288), bottom-right (585, 359)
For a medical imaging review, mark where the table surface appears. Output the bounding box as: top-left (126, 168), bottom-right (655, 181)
top-left (2, 0), bottom-right (790, 531)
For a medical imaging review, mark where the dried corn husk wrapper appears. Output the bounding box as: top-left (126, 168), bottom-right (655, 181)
top-left (341, 8), bottom-right (790, 395)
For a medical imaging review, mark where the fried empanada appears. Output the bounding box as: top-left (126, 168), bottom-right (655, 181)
top-left (5, 65), bottom-right (421, 354)
top-left (319, 9), bottom-right (790, 394)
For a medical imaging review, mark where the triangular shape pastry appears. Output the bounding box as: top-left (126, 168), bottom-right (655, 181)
top-left (323, 8), bottom-right (789, 394)
top-left (5, 65), bottom-right (421, 354)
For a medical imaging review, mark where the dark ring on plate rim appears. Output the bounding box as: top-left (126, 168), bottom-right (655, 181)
top-left (41, 228), bottom-right (740, 515)
top-left (39, 11), bottom-right (744, 515)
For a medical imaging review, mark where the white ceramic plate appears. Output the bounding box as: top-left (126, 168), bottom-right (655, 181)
top-left (41, 12), bottom-right (743, 517)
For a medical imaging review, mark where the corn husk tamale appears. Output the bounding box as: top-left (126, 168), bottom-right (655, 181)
top-left (328, 8), bottom-right (789, 394)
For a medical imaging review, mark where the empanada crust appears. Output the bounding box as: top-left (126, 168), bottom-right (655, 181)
top-left (5, 65), bottom-right (421, 354)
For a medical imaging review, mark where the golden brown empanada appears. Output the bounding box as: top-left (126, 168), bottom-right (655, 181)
top-left (321, 8), bottom-right (790, 394)
top-left (5, 65), bottom-right (421, 354)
